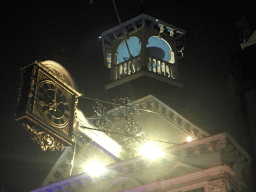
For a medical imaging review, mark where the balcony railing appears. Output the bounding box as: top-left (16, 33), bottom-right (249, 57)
top-left (113, 54), bottom-right (177, 80)
top-left (147, 55), bottom-right (176, 79)
top-left (113, 55), bottom-right (140, 80)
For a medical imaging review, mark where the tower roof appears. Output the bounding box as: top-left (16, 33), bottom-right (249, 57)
top-left (101, 13), bottom-right (186, 38)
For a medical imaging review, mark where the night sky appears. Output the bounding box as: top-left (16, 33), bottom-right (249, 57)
top-left (0, 1), bottom-right (254, 191)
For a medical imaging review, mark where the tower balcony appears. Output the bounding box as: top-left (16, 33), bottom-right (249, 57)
top-left (112, 53), bottom-right (178, 81)
top-left (101, 13), bottom-right (186, 91)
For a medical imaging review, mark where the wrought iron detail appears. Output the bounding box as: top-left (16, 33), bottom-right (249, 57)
top-left (93, 101), bottom-right (113, 133)
top-left (92, 97), bottom-right (147, 154)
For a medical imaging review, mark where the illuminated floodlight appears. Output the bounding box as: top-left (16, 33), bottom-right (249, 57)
top-left (186, 136), bottom-right (192, 142)
top-left (84, 160), bottom-right (106, 177)
top-left (99, 36), bottom-right (101, 39)
top-left (156, 19), bottom-right (158, 22)
top-left (140, 142), bottom-right (163, 160)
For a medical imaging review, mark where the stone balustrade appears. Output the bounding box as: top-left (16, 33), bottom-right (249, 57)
top-left (147, 54), bottom-right (177, 79)
top-left (112, 54), bottom-right (177, 80)
top-left (113, 55), bottom-right (141, 80)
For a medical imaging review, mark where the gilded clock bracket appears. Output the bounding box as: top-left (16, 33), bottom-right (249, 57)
top-left (22, 123), bottom-right (65, 151)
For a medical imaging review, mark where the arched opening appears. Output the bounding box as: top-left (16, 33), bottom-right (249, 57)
top-left (146, 36), bottom-right (173, 74)
top-left (146, 36), bottom-right (172, 62)
top-left (117, 36), bottom-right (141, 64)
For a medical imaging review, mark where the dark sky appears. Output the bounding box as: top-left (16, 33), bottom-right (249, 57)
top-left (0, 0), bottom-right (254, 191)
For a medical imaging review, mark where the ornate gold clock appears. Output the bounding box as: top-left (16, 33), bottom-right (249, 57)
top-left (36, 80), bottom-right (71, 128)
top-left (15, 60), bottom-right (81, 151)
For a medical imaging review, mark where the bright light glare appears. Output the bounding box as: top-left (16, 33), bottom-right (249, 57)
top-left (186, 136), bottom-right (192, 142)
top-left (140, 142), bottom-right (163, 160)
top-left (84, 160), bottom-right (106, 177)
top-left (77, 109), bottom-right (122, 158)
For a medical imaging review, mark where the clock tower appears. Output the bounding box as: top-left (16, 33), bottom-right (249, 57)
top-left (101, 14), bottom-right (185, 103)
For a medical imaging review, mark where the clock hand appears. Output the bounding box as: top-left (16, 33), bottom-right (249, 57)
top-left (44, 91), bottom-right (52, 100)
top-left (48, 102), bottom-right (55, 111)
top-left (54, 89), bottom-right (57, 103)
top-left (52, 89), bottom-right (58, 111)
top-left (53, 110), bottom-right (56, 119)
top-left (56, 101), bottom-right (69, 106)
top-left (56, 108), bottom-right (62, 114)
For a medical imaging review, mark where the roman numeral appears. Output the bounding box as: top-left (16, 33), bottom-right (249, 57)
top-left (63, 102), bottom-right (70, 106)
top-left (37, 92), bottom-right (44, 97)
top-left (39, 101), bottom-right (47, 107)
top-left (41, 86), bottom-right (47, 92)
top-left (53, 85), bottom-right (58, 92)
top-left (43, 109), bottom-right (48, 117)
top-left (64, 110), bottom-right (70, 115)
top-left (48, 83), bottom-right (54, 89)
top-left (62, 116), bottom-right (68, 123)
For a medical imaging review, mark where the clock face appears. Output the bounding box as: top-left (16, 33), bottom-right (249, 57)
top-left (36, 80), bottom-right (71, 128)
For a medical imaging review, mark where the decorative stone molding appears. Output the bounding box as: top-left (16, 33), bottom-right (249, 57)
top-left (208, 179), bottom-right (226, 191)
top-left (206, 142), bottom-right (213, 151)
top-left (32, 132), bottom-right (250, 192)
top-left (193, 146), bottom-right (201, 155)
top-left (216, 137), bottom-right (228, 150)
top-left (38, 95), bottom-right (251, 191)
top-left (134, 95), bottom-right (209, 140)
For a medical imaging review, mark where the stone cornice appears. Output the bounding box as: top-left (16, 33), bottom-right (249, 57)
top-left (101, 14), bottom-right (186, 38)
top-left (100, 95), bottom-right (209, 140)
top-left (124, 165), bottom-right (235, 192)
top-left (32, 132), bottom-right (251, 192)
top-left (135, 95), bottom-right (210, 139)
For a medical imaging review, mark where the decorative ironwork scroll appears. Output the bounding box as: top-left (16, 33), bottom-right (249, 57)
top-left (93, 101), bottom-right (113, 132)
top-left (92, 97), bottom-right (147, 155)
